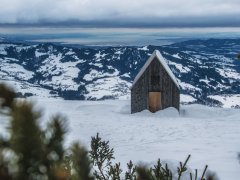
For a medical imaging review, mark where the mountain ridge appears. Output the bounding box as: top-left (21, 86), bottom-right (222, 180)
top-left (0, 38), bottom-right (240, 107)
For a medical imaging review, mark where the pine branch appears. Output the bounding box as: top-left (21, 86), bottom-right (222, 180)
top-left (201, 165), bottom-right (208, 180)
top-left (195, 169), bottom-right (198, 180)
top-left (125, 160), bottom-right (136, 180)
top-left (89, 133), bottom-right (114, 180)
top-left (71, 143), bottom-right (94, 180)
top-left (109, 162), bottom-right (122, 180)
top-left (177, 154), bottom-right (191, 180)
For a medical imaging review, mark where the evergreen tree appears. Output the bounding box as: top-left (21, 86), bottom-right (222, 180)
top-left (43, 116), bottom-right (67, 179)
top-left (125, 161), bottom-right (136, 180)
top-left (108, 162), bottom-right (122, 180)
top-left (150, 159), bottom-right (172, 179)
top-left (70, 143), bottom-right (94, 180)
top-left (89, 133), bottom-right (114, 180)
top-left (0, 84), bottom-right (67, 179)
top-left (10, 101), bottom-right (44, 179)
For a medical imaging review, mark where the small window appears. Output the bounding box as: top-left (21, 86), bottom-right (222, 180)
top-left (151, 75), bottom-right (160, 84)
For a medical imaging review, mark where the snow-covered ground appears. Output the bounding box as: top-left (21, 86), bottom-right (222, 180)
top-left (0, 79), bottom-right (54, 97)
top-left (209, 94), bottom-right (240, 108)
top-left (1, 98), bottom-right (238, 179)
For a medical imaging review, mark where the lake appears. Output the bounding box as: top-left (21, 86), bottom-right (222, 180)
top-left (0, 26), bottom-right (240, 47)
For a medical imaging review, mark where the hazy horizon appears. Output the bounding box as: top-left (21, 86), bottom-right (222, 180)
top-left (1, 27), bottom-right (240, 46)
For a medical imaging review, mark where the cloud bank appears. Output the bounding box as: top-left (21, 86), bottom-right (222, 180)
top-left (0, 0), bottom-right (239, 27)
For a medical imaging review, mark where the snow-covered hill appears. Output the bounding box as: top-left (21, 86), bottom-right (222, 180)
top-left (1, 98), bottom-right (238, 179)
top-left (0, 38), bottom-right (240, 107)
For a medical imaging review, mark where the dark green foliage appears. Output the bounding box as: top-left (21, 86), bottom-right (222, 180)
top-left (0, 84), bottom-right (67, 179)
top-left (0, 84), bottom-right (15, 108)
top-left (125, 161), bottom-right (136, 180)
top-left (70, 143), bottom-right (94, 180)
top-left (177, 154), bottom-right (191, 180)
top-left (10, 102), bottom-right (44, 179)
top-left (206, 171), bottom-right (219, 180)
top-left (44, 116), bottom-right (67, 163)
top-left (201, 165), bottom-right (208, 180)
top-left (0, 137), bottom-right (9, 148)
top-left (43, 116), bottom-right (67, 179)
top-left (0, 165), bottom-right (12, 180)
top-left (109, 163), bottom-right (122, 180)
top-left (88, 134), bottom-right (211, 180)
top-left (135, 161), bottom-right (209, 180)
top-left (0, 150), bottom-right (12, 180)
top-left (62, 154), bottom-right (72, 178)
top-left (136, 166), bottom-right (152, 180)
top-left (189, 169), bottom-right (197, 180)
top-left (150, 159), bottom-right (172, 179)
top-left (89, 133), bottom-right (114, 180)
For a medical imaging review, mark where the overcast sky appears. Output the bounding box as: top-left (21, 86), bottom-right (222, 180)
top-left (0, 0), bottom-right (239, 27)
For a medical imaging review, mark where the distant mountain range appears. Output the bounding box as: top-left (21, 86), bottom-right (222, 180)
top-left (0, 38), bottom-right (240, 107)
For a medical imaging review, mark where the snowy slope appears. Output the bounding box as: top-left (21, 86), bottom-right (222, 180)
top-left (0, 38), bottom-right (240, 106)
top-left (1, 98), bottom-right (238, 180)
top-left (208, 94), bottom-right (240, 108)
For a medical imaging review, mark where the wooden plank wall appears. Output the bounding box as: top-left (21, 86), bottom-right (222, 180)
top-left (131, 57), bottom-right (180, 113)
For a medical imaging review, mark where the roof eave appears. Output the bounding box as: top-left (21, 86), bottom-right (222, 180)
top-left (130, 50), bottom-right (180, 90)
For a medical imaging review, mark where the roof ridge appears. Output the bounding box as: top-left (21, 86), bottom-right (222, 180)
top-left (130, 50), bottom-right (180, 90)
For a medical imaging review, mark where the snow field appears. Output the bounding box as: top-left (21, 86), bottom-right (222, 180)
top-left (21, 98), bottom-right (240, 180)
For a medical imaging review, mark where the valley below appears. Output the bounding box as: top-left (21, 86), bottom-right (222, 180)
top-left (0, 38), bottom-right (240, 107)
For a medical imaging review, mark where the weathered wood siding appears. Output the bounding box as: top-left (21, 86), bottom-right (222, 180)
top-left (131, 57), bottom-right (180, 113)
